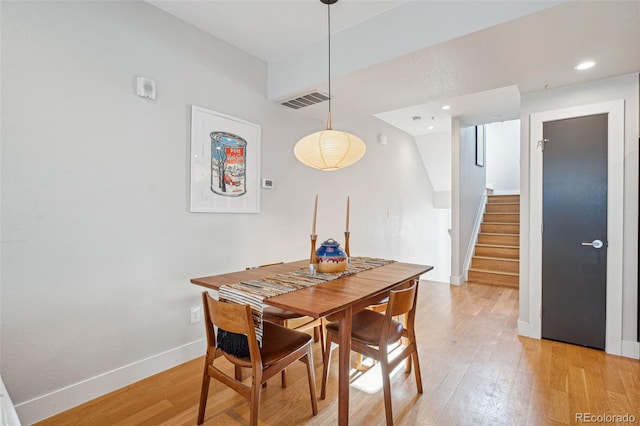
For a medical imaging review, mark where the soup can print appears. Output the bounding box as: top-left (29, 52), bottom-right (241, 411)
top-left (210, 131), bottom-right (247, 197)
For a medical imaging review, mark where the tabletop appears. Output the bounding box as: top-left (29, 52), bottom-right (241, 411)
top-left (190, 260), bottom-right (433, 318)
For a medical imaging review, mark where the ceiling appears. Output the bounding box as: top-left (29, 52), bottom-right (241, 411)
top-left (147, 0), bottom-right (640, 136)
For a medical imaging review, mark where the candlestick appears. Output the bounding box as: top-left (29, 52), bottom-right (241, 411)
top-left (312, 194), bottom-right (318, 235)
top-left (309, 234), bottom-right (318, 275)
top-left (344, 231), bottom-right (350, 258)
top-left (346, 196), bottom-right (350, 232)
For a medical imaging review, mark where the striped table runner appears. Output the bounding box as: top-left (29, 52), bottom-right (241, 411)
top-left (219, 257), bottom-right (395, 345)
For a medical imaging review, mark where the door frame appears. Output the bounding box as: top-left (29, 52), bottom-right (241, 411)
top-left (529, 100), bottom-right (624, 355)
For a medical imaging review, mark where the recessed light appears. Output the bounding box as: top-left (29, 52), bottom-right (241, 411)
top-left (428, 126), bottom-right (435, 130)
top-left (442, 105), bottom-right (451, 110)
top-left (412, 116), bottom-right (421, 121)
top-left (575, 60), bottom-right (596, 70)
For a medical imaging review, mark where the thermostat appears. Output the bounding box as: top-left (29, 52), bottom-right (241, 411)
top-left (262, 178), bottom-right (274, 189)
top-left (136, 76), bottom-right (156, 100)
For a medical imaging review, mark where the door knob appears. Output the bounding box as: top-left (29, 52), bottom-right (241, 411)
top-left (581, 239), bottom-right (604, 249)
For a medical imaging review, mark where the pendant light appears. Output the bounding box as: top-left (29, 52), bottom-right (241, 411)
top-left (294, 0), bottom-right (366, 171)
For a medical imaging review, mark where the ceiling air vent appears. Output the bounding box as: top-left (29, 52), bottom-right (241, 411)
top-left (280, 92), bottom-right (329, 110)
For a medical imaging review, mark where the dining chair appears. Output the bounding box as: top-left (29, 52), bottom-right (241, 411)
top-left (197, 292), bottom-right (318, 426)
top-left (355, 296), bottom-right (389, 371)
top-left (320, 282), bottom-right (422, 426)
top-left (247, 262), bottom-right (325, 387)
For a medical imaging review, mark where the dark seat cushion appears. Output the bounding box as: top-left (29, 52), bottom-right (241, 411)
top-left (222, 321), bottom-right (311, 367)
top-left (326, 309), bottom-right (403, 346)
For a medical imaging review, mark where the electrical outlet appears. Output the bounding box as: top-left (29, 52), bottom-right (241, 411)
top-left (190, 307), bottom-right (201, 324)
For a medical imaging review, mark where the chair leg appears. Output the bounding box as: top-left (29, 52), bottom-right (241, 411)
top-left (320, 330), bottom-right (334, 400)
top-left (379, 357), bottom-right (394, 426)
top-left (197, 361), bottom-right (211, 425)
top-left (317, 321), bottom-right (325, 359)
top-left (402, 315), bottom-right (412, 374)
top-left (303, 348), bottom-right (319, 416)
top-left (411, 348), bottom-right (423, 394)
top-left (280, 319), bottom-right (288, 388)
top-left (235, 365), bottom-right (243, 381)
top-left (249, 375), bottom-right (262, 426)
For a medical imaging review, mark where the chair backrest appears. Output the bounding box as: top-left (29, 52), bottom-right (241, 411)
top-left (371, 282), bottom-right (418, 350)
top-left (386, 283), bottom-right (417, 318)
top-left (201, 292), bottom-right (260, 360)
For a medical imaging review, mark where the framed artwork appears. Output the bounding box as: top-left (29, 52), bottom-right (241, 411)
top-left (190, 106), bottom-right (261, 213)
top-left (475, 124), bottom-right (485, 167)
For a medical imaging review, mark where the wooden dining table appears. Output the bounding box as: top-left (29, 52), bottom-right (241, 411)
top-left (190, 259), bottom-right (433, 425)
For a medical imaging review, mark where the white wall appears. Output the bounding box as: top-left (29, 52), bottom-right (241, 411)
top-left (519, 74), bottom-right (639, 355)
top-left (451, 118), bottom-right (486, 284)
top-left (485, 120), bottom-right (520, 193)
top-left (415, 131), bottom-right (452, 208)
top-left (0, 2), bottom-right (446, 423)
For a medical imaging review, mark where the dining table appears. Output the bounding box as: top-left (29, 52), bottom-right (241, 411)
top-left (190, 259), bottom-right (433, 426)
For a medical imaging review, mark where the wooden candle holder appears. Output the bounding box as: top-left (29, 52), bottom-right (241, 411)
top-left (344, 231), bottom-right (350, 258)
top-left (309, 234), bottom-right (318, 275)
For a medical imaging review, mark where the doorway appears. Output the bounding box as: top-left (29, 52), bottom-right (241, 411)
top-left (528, 100), bottom-right (624, 355)
top-left (541, 114), bottom-right (608, 349)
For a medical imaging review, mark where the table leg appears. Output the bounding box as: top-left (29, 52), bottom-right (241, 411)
top-left (338, 306), bottom-right (352, 426)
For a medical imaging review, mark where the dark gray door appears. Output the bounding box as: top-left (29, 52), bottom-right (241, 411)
top-left (542, 113), bottom-right (607, 350)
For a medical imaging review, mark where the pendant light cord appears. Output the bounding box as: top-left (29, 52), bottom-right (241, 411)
top-left (326, 0), bottom-right (333, 129)
top-left (327, 1), bottom-right (331, 114)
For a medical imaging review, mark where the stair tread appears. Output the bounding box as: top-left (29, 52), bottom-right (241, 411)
top-left (479, 232), bottom-right (519, 236)
top-left (472, 255), bottom-right (519, 262)
top-left (468, 268), bottom-right (519, 276)
top-left (476, 243), bottom-right (519, 249)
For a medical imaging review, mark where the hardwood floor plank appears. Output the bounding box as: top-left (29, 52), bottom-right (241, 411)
top-left (567, 365), bottom-right (590, 422)
top-left (35, 281), bottom-right (640, 426)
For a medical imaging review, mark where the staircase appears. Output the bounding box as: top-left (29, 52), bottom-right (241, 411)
top-left (468, 194), bottom-right (520, 288)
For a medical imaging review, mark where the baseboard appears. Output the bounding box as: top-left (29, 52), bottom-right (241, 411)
top-left (517, 319), bottom-right (542, 338)
top-left (621, 339), bottom-right (640, 359)
top-left (517, 320), bottom-right (532, 337)
top-left (450, 274), bottom-right (464, 286)
top-left (462, 193), bottom-right (488, 281)
top-left (15, 339), bottom-right (206, 425)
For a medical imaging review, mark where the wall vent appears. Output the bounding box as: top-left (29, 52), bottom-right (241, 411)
top-left (280, 92), bottom-right (329, 110)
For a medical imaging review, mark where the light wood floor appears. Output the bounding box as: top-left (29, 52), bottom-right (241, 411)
top-left (37, 281), bottom-right (640, 426)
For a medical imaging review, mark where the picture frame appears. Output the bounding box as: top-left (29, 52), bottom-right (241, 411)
top-left (190, 106), bottom-right (261, 213)
top-left (475, 124), bottom-right (485, 167)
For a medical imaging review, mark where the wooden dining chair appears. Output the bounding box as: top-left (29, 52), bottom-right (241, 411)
top-left (197, 292), bottom-right (318, 426)
top-left (355, 296), bottom-right (389, 371)
top-left (247, 262), bottom-right (325, 387)
top-left (320, 283), bottom-right (423, 426)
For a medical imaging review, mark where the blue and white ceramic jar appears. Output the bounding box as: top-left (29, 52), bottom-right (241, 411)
top-left (316, 238), bottom-right (348, 273)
